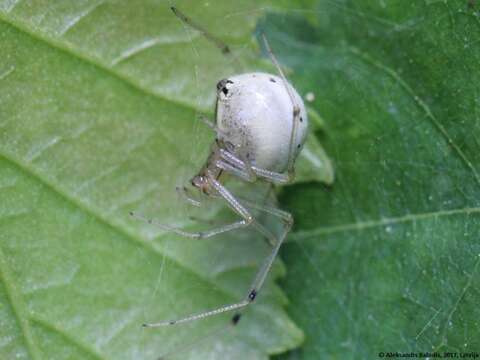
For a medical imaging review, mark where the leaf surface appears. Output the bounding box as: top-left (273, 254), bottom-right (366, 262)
top-left (0, 1), bottom-right (317, 359)
top-left (257, 1), bottom-right (480, 358)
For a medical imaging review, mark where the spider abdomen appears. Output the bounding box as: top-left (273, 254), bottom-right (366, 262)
top-left (215, 72), bottom-right (308, 173)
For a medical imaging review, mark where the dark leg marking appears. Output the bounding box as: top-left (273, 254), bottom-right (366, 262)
top-left (231, 313), bottom-right (242, 325)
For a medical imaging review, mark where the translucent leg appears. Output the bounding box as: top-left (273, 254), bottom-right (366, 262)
top-left (251, 166), bottom-right (290, 184)
top-left (239, 197), bottom-right (292, 223)
top-left (218, 149), bottom-right (290, 184)
top-left (129, 211), bottom-right (250, 240)
top-left (143, 173), bottom-right (292, 327)
top-left (237, 194), bottom-right (293, 247)
top-left (188, 216), bottom-right (221, 226)
top-left (215, 159), bottom-right (254, 182)
top-left (171, 6), bottom-right (230, 54)
top-left (176, 186), bottom-right (201, 207)
top-left (261, 35), bottom-right (300, 180)
top-left (170, 6), bottom-right (243, 72)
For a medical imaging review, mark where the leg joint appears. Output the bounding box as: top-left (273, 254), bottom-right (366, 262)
top-left (284, 213), bottom-right (294, 227)
top-left (248, 289), bottom-right (257, 302)
top-left (286, 169), bottom-right (295, 183)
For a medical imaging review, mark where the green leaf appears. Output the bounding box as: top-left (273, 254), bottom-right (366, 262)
top-left (0, 2), bottom-right (319, 359)
top-left (256, 1), bottom-right (480, 359)
top-left (296, 133), bottom-right (334, 185)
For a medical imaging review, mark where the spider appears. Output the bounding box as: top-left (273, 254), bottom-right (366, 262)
top-left (130, 6), bottom-right (309, 328)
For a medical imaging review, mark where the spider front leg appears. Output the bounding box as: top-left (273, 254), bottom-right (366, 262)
top-left (130, 181), bottom-right (252, 240)
top-left (130, 211), bottom-right (250, 240)
top-left (143, 172), bottom-right (292, 327)
top-left (176, 185), bottom-right (201, 207)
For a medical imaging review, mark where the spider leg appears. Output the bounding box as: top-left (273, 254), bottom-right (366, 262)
top-left (238, 197), bottom-right (292, 223)
top-left (188, 216), bottom-right (222, 226)
top-left (251, 166), bottom-right (290, 184)
top-left (237, 137), bottom-right (257, 181)
top-left (218, 149), bottom-right (289, 184)
top-left (189, 191), bottom-right (282, 246)
top-left (171, 6), bottom-right (243, 71)
top-left (209, 174), bottom-right (293, 294)
top-left (143, 173), bottom-right (292, 327)
top-left (130, 166), bottom-right (255, 240)
top-left (129, 211), bottom-right (250, 240)
top-left (215, 159), bottom-right (254, 182)
top-left (171, 6), bottom-right (230, 54)
top-left (261, 34), bottom-right (301, 181)
top-left (237, 195), bottom-right (292, 247)
top-left (176, 185), bottom-right (201, 207)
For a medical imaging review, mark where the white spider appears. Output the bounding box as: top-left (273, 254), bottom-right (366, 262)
top-left (131, 6), bottom-right (309, 328)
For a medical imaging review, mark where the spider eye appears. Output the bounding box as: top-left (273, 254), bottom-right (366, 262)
top-left (216, 79), bottom-right (234, 99)
top-left (216, 79), bottom-right (227, 91)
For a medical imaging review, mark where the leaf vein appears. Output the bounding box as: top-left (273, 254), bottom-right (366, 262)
top-left (438, 254), bottom-right (480, 348)
top-left (291, 207), bottom-right (480, 240)
top-left (0, 246), bottom-right (42, 360)
top-left (58, 0), bottom-right (105, 36)
top-left (110, 38), bottom-right (163, 66)
top-left (0, 14), bottom-right (202, 115)
top-left (3, 0), bottom-right (21, 13)
top-left (415, 307), bottom-right (441, 340)
top-left (349, 46), bottom-right (480, 187)
top-left (0, 65), bottom-right (15, 80)
top-left (30, 316), bottom-right (104, 360)
top-left (0, 150), bottom-right (253, 325)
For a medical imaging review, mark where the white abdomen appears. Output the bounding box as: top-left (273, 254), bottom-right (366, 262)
top-left (216, 72), bottom-right (308, 173)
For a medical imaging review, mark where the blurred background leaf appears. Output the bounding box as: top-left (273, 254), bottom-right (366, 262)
top-left (260, 0), bottom-right (480, 359)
